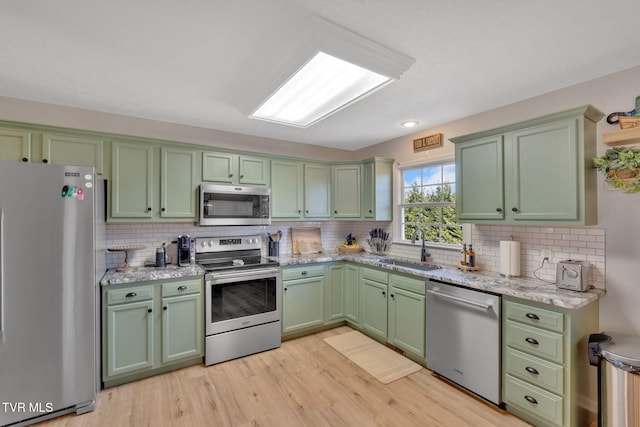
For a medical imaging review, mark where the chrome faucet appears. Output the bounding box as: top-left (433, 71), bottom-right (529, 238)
top-left (411, 227), bottom-right (431, 262)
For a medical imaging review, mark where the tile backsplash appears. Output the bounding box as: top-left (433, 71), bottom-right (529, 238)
top-left (106, 221), bottom-right (605, 290)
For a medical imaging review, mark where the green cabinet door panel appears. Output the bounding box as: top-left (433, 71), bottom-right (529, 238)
top-left (363, 162), bottom-right (375, 219)
top-left (0, 128), bottom-right (31, 162)
top-left (161, 147), bottom-right (197, 218)
top-left (362, 159), bottom-right (393, 221)
top-left (455, 135), bottom-right (505, 220)
top-left (271, 160), bottom-right (303, 218)
top-left (304, 164), bottom-right (331, 218)
top-left (344, 264), bottom-right (359, 324)
top-left (332, 165), bottom-right (362, 218)
top-left (388, 286), bottom-right (425, 357)
top-left (506, 119), bottom-right (578, 221)
top-left (327, 265), bottom-right (344, 321)
top-left (202, 152), bottom-right (235, 183)
top-left (239, 155), bottom-right (270, 186)
top-left (106, 300), bottom-right (154, 377)
top-left (111, 142), bottom-right (154, 218)
top-left (360, 278), bottom-right (388, 340)
top-left (282, 276), bottom-right (325, 333)
top-left (162, 293), bottom-right (203, 363)
top-left (42, 133), bottom-right (105, 175)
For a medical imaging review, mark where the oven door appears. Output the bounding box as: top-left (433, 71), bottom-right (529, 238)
top-left (199, 184), bottom-right (271, 226)
top-left (205, 268), bottom-right (281, 336)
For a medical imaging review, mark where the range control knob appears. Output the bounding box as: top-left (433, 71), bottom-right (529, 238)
top-left (201, 240), bottom-right (208, 248)
top-left (209, 240), bottom-right (215, 247)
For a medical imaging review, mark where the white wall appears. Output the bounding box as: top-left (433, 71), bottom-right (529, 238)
top-left (357, 65), bottom-right (640, 335)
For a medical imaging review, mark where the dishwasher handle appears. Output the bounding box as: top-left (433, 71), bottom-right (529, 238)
top-left (427, 288), bottom-right (493, 311)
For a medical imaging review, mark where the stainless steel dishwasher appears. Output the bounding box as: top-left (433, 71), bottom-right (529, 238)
top-left (426, 279), bottom-right (502, 406)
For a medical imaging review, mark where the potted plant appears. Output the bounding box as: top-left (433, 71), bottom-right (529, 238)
top-left (593, 146), bottom-right (640, 193)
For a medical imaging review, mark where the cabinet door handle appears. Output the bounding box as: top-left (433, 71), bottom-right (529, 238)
top-left (496, 207), bottom-right (502, 212)
top-left (525, 313), bottom-right (540, 320)
top-left (126, 292), bottom-right (137, 298)
top-left (240, 174), bottom-right (244, 178)
top-left (297, 210), bottom-right (301, 214)
top-left (147, 207), bottom-right (152, 212)
top-left (42, 159), bottom-right (49, 164)
top-left (161, 208), bottom-right (166, 212)
top-left (147, 308), bottom-right (152, 313)
top-left (229, 173), bottom-right (233, 178)
top-left (22, 157), bottom-right (28, 162)
top-left (525, 366), bottom-right (539, 375)
top-left (524, 395), bottom-right (538, 405)
top-left (334, 210), bottom-right (338, 214)
top-left (525, 337), bottom-right (539, 345)
top-left (512, 207), bottom-right (519, 212)
top-left (163, 306), bottom-right (168, 311)
top-left (390, 293), bottom-right (395, 299)
top-left (284, 287), bottom-right (287, 292)
top-left (368, 209), bottom-right (372, 213)
top-left (177, 285), bottom-right (187, 291)
top-left (305, 210), bottom-right (309, 214)
top-left (382, 291), bottom-right (386, 298)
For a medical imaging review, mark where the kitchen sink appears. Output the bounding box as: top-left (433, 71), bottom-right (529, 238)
top-left (385, 259), bottom-right (442, 271)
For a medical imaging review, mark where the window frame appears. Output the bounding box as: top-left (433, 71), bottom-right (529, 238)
top-left (396, 159), bottom-right (466, 249)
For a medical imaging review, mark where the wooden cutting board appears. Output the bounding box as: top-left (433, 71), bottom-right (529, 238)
top-left (290, 227), bottom-right (324, 254)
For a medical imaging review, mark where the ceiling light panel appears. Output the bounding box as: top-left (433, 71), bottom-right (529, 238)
top-left (251, 51), bottom-right (392, 128)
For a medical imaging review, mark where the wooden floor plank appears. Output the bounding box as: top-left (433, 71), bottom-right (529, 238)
top-left (34, 326), bottom-right (531, 427)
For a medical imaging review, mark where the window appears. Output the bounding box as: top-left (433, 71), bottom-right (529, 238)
top-left (399, 161), bottom-right (462, 246)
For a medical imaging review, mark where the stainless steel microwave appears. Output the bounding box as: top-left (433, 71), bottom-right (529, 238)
top-left (199, 184), bottom-right (271, 226)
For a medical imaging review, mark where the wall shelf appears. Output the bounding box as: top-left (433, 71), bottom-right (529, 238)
top-left (603, 126), bottom-right (640, 146)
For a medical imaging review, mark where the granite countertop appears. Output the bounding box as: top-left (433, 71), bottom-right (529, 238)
top-left (277, 252), bottom-right (602, 310)
top-left (101, 264), bottom-right (205, 286)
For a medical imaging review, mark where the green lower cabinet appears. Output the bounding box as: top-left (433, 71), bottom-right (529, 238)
top-left (344, 264), bottom-right (360, 324)
top-left (502, 296), bottom-right (599, 427)
top-left (388, 274), bottom-right (425, 358)
top-left (282, 266), bottom-right (325, 334)
top-left (162, 293), bottom-right (203, 363)
top-left (106, 299), bottom-right (154, 378)
top-left (102, 277), bottom-right (204, 388)
top-left (327, 265), bottom-right (344, 321)
top-left (360, 278), bottom-right (388, 341)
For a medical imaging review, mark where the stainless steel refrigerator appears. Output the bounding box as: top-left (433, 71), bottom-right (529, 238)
top-left (0, 161), bottom-right (105, 426)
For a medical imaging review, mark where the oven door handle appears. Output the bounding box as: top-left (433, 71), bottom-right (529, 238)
top-left (206, 267), bottom-right (281, 282)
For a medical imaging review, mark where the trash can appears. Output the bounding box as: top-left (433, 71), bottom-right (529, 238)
top-left (588, 332), bottom-right (640, 426)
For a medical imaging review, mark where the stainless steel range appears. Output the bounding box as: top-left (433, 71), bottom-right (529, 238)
top-left (196, 235), bottom-right (281, 366)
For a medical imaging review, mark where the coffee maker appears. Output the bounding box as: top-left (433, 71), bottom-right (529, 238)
top-left (177, 235), bottom-right (193, 266)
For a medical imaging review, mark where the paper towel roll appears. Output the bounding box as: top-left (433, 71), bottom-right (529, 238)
top-left (500, 241), bottom-right (521, 277)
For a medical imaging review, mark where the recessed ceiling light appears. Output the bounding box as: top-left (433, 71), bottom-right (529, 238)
top-left (401, 120), bottom-right (419, 128)
top-left (251, 52), bottom-right (392, 128)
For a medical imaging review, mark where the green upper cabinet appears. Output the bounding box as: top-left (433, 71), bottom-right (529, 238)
top-left (0, 127), bottom-right (31, 162)
top-left (202, 151), bottom-right (270, 186)
top-left (111, 141), bottom-right (198, 221)
top-left (362, 158), bottom-right (393, 221)
top-left (42, 133), bottom-right (105, 175)
top-left (451, 105), bottom-right (603, 226)
top-left (304, 163), bottom-right (331, 218)
top-left (455, 135), bottom-right (505, 221)
top-left (111, 141), bottom-right (154, 218)
top-left (332, 164), bottom-right (362, 219)
top-left (161, 147), bottom-right (197, 218)
top-left (271, 160), bottom-right (304, 219)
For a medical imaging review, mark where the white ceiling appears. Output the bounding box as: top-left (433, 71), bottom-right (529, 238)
top-left (1, 0), bottom-right (639, 151)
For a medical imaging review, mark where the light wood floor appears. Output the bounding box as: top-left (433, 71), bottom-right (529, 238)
top-left (36, 326), bottom-right (531, 426)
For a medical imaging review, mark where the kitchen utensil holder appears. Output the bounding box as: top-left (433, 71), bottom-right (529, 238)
top-left (268, 241), bottom-right (279, 257)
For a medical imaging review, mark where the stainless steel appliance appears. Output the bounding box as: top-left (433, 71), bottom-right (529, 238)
top-left (589, 332), bottom-right (640, 427)
top-left (196, 235), bottom-right (281, 366)
top-left (426, 280), bottom-right (502, 406)
top-left (0, 161), bottom-right (105, 426)
top-left (556, 259), bottom-right (592, 292)
top-left (199, 184), bottom-right (271, 226)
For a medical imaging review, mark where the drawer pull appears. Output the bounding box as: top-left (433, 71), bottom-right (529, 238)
top-left (525, 366), bottom-right (540, 375)
top-left (524, 395), bottom-right (538, 405)
top-left (525, 312), bottom-right (540, 320)
top-left (525, 337), bottom-right (539, 345)
top-left (177, 285), bottom-right (187, 291)
top-left (301, 271), bottom-right (308, 276)
top-left (125, 292), bottom-right (137, 298)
